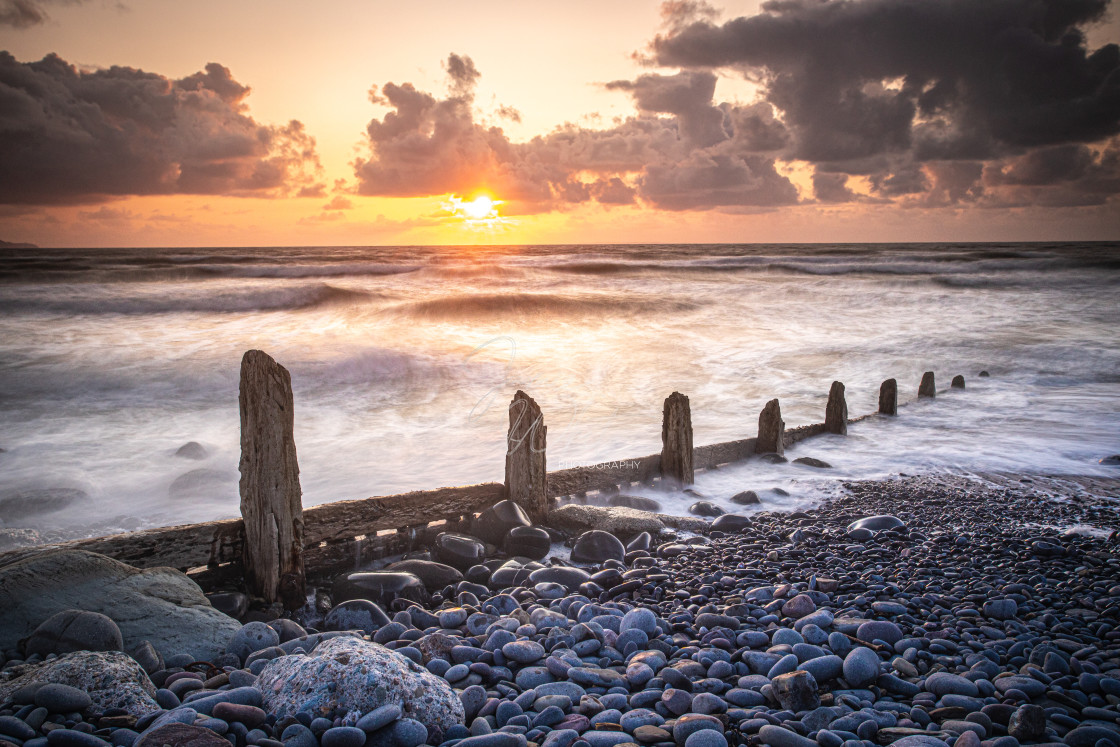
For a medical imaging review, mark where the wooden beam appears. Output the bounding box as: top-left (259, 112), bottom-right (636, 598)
top-left (301, 483), bottom-right (504, 545)
top-left (694, 438), bottom-right (756, 470)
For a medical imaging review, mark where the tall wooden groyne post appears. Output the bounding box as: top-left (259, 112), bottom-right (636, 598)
top-left (879, 378), bottom-right (898, 415)
top-left (505, 390), bottom-right (547, 522)
top-left (825, 381), bottom-right (848, 435)
top-left (239, 350), bottom-right (305, 609)
top-left (661, 392), bottom-right (694, 489)
top-left (757, 399), bottom-right (784, 455)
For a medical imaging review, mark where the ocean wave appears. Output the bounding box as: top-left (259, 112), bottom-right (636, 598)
top-left (387, 292), bottom-right (701, 320)
top-left (0, 283), bottom-right (373, 315)
top-left (0, 260), bottom-right (422, 283)
top-left (535, 253), bottom-right (1098, 278)
top-left (200, 263), bottom-right (422, 279)
top-left (541, 261), bottom-right (670, 275)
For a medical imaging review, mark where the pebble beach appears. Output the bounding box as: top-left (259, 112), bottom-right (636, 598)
top-left (1, 473), bottom-right (1118, 747)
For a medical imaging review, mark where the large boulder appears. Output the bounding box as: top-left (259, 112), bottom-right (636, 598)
top-left (0, 549), bottom-right (240, 661)
top-left (0, 650), bottom-right (159, 717)
top-left (257, 636), bottom-right (463, 731)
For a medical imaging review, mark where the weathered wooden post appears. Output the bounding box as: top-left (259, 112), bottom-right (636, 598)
top-left (919, 371), bottom-right (936, 398)
top-left (505, 390), bottom-right (547, 523)
top-left (661, 392), bottom-right (694, 489)
top-left (879, 378), bottom-right (898, 415)
top-left (756, 398), bottom-right (785, 455)
top-left (825, 381), bottom-right (847, 435)
top-left (239, 350), bottom-right (305, 609)
top-left (951, 375), bottom-right (965, 389)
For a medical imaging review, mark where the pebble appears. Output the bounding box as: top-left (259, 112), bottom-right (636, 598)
top-left (842, 646), bottom-right (880, 688)
top-left (34, 684), bottom-right (92, 713)
top-left (320, 727), bottom-right (368, 747)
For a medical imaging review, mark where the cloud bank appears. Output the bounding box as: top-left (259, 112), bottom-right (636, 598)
top-left (650, 0), bottom-right (1120, 207)
top-left (353, 0), bottom-right (1119, 214)
top-left (4, 0), bottom-right (1118, 214)
top-left (354, 54), bottom-right (801, 212)
top-left (0, 53), bottom-right (323, 204)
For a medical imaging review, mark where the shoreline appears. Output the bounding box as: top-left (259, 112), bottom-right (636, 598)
top-left (2, 472), bottom-right (1119, 747)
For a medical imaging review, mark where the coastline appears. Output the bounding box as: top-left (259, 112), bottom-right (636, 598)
top-left (1, 470), bottom-right (1118, 747)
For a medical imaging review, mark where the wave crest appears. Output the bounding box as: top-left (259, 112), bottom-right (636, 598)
top-left (389, 292), bottom-right (700, 319)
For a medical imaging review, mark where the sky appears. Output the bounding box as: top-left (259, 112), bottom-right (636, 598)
top-left (1, 0), bottom-right (1118, 247)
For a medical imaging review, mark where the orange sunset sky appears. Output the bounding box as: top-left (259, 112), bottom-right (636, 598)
top-left (1, 0), bottom-right (1118, 247)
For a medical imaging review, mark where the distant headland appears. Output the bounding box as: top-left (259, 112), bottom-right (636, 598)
top-left (0, 239), bottom-right (39, 249)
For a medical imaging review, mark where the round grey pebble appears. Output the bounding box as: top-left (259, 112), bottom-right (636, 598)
top-left (842, 646), bottom-right (880, 688)
top-left (35, 683), bottom-right (93, 713)
top-left (320, 726), bottom-right (368, 747)
top-left (685, 731), bottom-right (728, 747)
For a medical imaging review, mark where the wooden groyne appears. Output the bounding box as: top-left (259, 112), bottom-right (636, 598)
top-left (1, 356), bottom-right (965, 603)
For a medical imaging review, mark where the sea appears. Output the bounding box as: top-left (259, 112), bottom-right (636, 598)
top-left (0, 242), bottom-right (1118, 541)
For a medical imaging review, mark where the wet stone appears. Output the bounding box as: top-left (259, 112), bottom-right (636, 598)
top-left (505, 526), bottom-right (551, 561)
top-left (730, 491), bottom-right (760, 505)
top-left (571, 531), bottom-right (625, 564)
top-left (772, 670), bottom-right (819, 712)
top-left (332, 571), bottom-right (429, 608)
top-left (471, 500), bottom-right (532, 545)
top-left (433, 533), bottom-right (487, 571)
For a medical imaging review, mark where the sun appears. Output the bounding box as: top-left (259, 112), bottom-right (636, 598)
top-left (443, 193), bottom-right (504, 224)
top-left (460, 195), bottom-right (498, 220)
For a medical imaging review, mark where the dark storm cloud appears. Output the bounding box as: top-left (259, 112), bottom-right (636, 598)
top-left (649, 0), bottom-right (1120, 208)
top-left (0, 53), bottom-right (323, 204)
top-left (0, 0), bottom-right (45, 28)
top-left (354, 55), bottom-right (800, 212)
top-left (606, 71), bottom-right (727, 147)
top-left (652, 0), bottom-right (1119, 157)
top-left (813, 172), bottom-right (859, 203)
top-left (0, 0), bottom-right (88, 28)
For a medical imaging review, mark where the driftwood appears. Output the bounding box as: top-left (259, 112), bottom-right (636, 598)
top-left (505, 391), bottom-right (547, 522)
top-left (661, 392), bottom-right (694, 488)
top-left (238, 350), bottom-right (304, 608)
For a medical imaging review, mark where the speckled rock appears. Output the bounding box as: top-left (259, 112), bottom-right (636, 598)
top-left (256, 635), bottom-right (463, 731)
top-left (134, 723), bottom-right (230, 747)
top-left (0, 650), bottom-right (158, 717)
